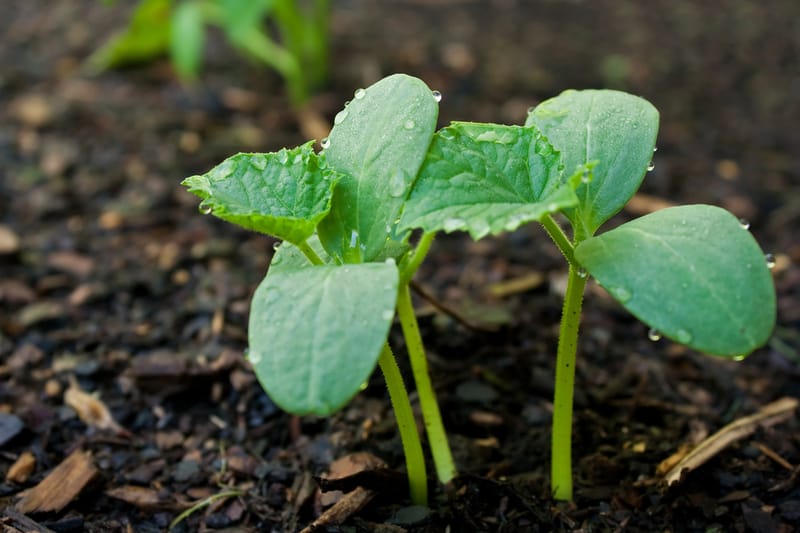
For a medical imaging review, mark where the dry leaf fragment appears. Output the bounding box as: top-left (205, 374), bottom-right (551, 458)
top-left (64, 375), bottom-right (129, 436)
top-left (16, 449), bottom-right (98, 513)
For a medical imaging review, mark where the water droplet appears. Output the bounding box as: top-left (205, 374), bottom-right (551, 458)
top-left (334, 109), bottom-right (348, 125)
top-left (647, 161), bottom-right (655, 172)
top-left (199, 203), bottom-right (213, 215)
top-left (271, 253), bottom-right (283, 266)
top-left (384, 258), bottom-right (396, 266)
top-left (547, 203), bottom-right (558, 212)
top-left (250, 154), bottom-right (267, 170)
top-left (609, 286), bottom-right (632, 303)
top-left (382, 309), bottom-right (394, 321)
top-left (389, 170), bottom-right (407, 197)
top-left (648, 328), bottom-right (662, 341)
top-left (732, 354), bottom-right (747, 361)
top-left (443, 218), bottom-right (465, 232)
top-left (349, 229), bottom-right (359, 249)
top-left (653, 146), bottom-right (658, 152)
top-left (581, 171), bottom-right (591, 184)
top-left (738, 218), bottom-right (750, 230)
top-left (765, 253), bottom-right (776, 269)
top-left (354, 88), bottom-right (366, 100)
top-left (431, 90), bottom-right (442, 102)
top-left (278, 150), bottom-right (289, 164)
top-left (248, 349), bottom-right (262, 365)
top-left (675, 329), bottom-right (692, 344)
top-left (404, 119), bottom-right (415, 130)
top-left (527, 106), bottom-right (535, 114)
top-left (320, 137), bottom-right (330, 149)
top-left (577, 268), bottom-right (588, 279)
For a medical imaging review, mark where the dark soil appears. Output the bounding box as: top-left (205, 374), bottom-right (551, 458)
top-left (2, 1), bottom-right (799, 531)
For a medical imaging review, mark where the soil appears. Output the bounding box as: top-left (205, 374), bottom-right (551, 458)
top-left (1, 0), bottom-right (799, 531)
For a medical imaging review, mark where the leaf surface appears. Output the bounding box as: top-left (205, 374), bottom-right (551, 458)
top-left (575, 205), bottom-right (776, 356)
top-left (400, 123), bottom-right (577, 239)
top-left (170, 1), bottom-right (205, 79)
top-left (248, 262), bottom-right (399, 415)
top-left (317, 74), bottom-right (438, 262)
top-left (181, 142), bottom-right (338, 245)
top-left (526, 89), bottom-right (658, 237)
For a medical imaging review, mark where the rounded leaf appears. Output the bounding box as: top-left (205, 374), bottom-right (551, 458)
top-left (247, 262), bottom-right (399, 415)
top-left (575, 205), bottom-right (776, 356)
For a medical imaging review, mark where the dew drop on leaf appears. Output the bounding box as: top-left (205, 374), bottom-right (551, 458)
top-left (765, 253), bottom-right (776, 269)
top-left (199, 203), bottom-right (213, 215)
top-left (251, 154), bottom-right (267, 170)
top-left (354, 88), bottom-right (366, 100)
top-left (653, 146), bottom-right (658, 152)
top-left (609, 286), bottom-right (632, 303)
top-left (384, 258), bottom-right (395, 266)
top-left (547, 203), bottom-right (558, 212)
top-left (247, 349), bottom-right (262, 365)
top-left (431, 90), bottom-right (442, 102)
top-left (272, 241), bottom-right (281, 251)
top-left (404, 119), bottom-right (415, 130)
top-left (278, 150), bottom-right (289, 164)
top-left (320, 137), bottom-right (331, 149)
top-left (382, 309), bottom-right (394, 321)
top-left (648, 328), bottom-right (662, 341)
top-left (334, 109), bottom-right (348, 125)
top-left (647, 161), bottom-right (655, 172)
top-left (738, 218), bottom-right (750, 230)
top-left (675, 329), bottom-right (692, 344)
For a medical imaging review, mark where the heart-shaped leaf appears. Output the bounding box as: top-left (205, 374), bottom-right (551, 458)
top-left (400, 123), bottom-right (577, 239)
top-left (182, 141), bottom-right (339, 245)
top-left (575, 205), bottom-right (776, 356)
top-left (526, 89), bottom-right (659, 238)
top-left (248, 261), bottom-right (399, 415)
top-left (317, 74), bottom-right (438, 263)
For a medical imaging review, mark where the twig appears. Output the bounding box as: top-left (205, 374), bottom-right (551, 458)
top-left (410, 280), bottom-right (497, 332)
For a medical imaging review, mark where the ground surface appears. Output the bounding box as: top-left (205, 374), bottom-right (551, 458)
top-left (1, 1), bottom-right (799, 531)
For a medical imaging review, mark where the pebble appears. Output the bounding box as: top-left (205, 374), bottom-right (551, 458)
top-left (0, 225), bottom-right (20, 254)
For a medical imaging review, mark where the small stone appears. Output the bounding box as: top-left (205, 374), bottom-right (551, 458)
top-left (0, 225), bottom-right (20, 255)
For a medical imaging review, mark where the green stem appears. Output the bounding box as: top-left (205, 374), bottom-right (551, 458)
top-left (297, 240), bottom-right (323, 265)
top-left (541, 214), bottom-right (576, 266)
top-left (396, 284), bottom-right (456, 484)
top-left (550, 263), bottom-right (587, 500)
top-left (400, 232), bottom-right (435, 286)
top-left (378, 345), bottom-right (428, 505)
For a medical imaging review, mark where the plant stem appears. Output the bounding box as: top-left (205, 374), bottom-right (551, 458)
top-left (541, 214), bottom-right (576, 266)
top-left (400, 232), bottom-right (435, 286)
top-left (297, 240), bottom-right (324, 265)
top-left (396, 284), bottom-right (456, 484)
top-left (550, 263), bottom-right (587, 501)
top-left (377, 345), bottom-right (428, 505)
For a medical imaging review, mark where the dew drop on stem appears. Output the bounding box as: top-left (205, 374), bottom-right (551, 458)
top-left (577, 267), bottom-right (588, 279)
top-left (648, 328), bottom-right (662, 341)
top-left (765, 253), bottom-right (776, 269)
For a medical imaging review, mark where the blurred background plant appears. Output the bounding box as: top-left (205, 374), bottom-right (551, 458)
top-left (87, 0), bottom-right (329, 109)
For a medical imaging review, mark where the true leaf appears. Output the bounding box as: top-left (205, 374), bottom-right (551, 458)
top-left (526, 89), bottom-right (659, 238)
top-left (575, 205), bottom-right (776, 356)
top-left (317, 74), bottom-right (438, 263)
top-left (181, 141), bottom-right (339, 245)
top-left (400, 122), bottom-right (577, 239)
top-left (248, 261), bottom-right (399, 415)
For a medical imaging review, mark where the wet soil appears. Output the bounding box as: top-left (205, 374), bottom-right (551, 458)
top-left (1, 0), bottom-right (799, 531)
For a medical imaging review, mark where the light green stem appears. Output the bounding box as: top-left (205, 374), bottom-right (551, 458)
top-left (296, 240), bottom-right (323, 265)
top-left (396, 284), bottom-right (456, 484)
top-left (541, 214), bottom-right (576, 266)
top-left (400, 232), bottom-right (435, 286)
top-left (378, 345), bottom-right (428, 505)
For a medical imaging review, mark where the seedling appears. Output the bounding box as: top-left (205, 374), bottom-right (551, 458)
top-left (400, 88), bottom-right (776, 500)
top-left (183, 73), bottom-right (776, 505)
top-left (90, 0), bottom-right (329, 106)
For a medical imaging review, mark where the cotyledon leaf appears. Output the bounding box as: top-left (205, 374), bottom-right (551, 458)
top-left (575, 205), bottom-right (776, 357)
top-left (247, 261), bottom-right (399, 415)
top-left (181, 141), bottom-right (340, 245)
top-left (317, 74), bottom-right (438, 263)
top-left (526, 89), bottom-right (659, 238)
top-left (400, 122), bottom-right (578, 239)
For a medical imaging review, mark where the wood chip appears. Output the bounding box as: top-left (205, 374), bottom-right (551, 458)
top-left (662, 397), bottom-right (799, 486)
top-left (1, 506), bottom-right (58, 533)
top-left (105, 485), bottom-right (173, 510)
top-left (64, 376), bottom-right (129, 436)
top-left (487, 271), bottom-right (545, 298)
top-left (6, 451), bottom-right (36, 484)
top-left (16, 449), bottom-right (98, 513)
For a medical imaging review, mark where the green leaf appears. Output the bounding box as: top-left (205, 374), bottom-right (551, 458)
top-left (170, 1), bottom-right (205, 79)
top-left (317, 74), bottom-right (438, 263)
top-left (181, 142), bottom-right (340, 245)
top-left (575, 205), bottom-right (776, 357)
top-left (248, 261), bottom-right (399, 415)
top-left (526, 89), bottom-right (659, 237)
top-left (400, 122), bottom-right (577, 239)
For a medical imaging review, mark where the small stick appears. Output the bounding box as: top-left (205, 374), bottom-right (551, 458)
top-left (662, 397), bottom-right (798, 486)
top-left (410, 280), bottom-right (497, 332)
